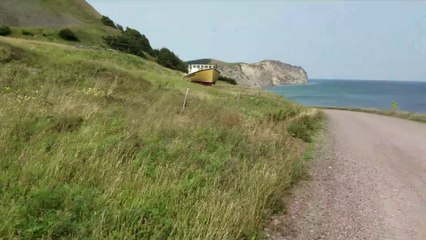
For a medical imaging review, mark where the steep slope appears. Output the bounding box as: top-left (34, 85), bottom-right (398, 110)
top-left (0, 0), bottom-right (101, 27)
top-left (0, 0), bottom-right (118, 45)
top-left (188, 59), bottom-right (308, 87)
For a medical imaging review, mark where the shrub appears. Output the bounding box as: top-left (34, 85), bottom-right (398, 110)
top-left (287, 114), bottom-right (321, 142)
top-left (116, 24), bottom-right (124, 32)
top-left (59, 28), bottom-right (79, 42)
top-left (0, 26), bottom-right (12, 36)
top-left (218, 76), bottom-right (237, 85)
top-left (104, 27), bottom-right (154, 58)
top-left (154, 47), bottom-right (187, 72)
top-left (22, 29), bottom-right (34, 36)
top-left (269, 108), bottom-right (299, 122)
top-left (104, 27), bottom-right (188, 72)
top-left (101, 15), bottom-right (117, 29)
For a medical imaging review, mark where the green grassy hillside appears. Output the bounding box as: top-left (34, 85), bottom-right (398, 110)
top-left (0, 0), bottom-right (101, 26)
top-left (0, 37), bottom-right (320, 239)
top-left (0, 0), bottom-right (119, 45)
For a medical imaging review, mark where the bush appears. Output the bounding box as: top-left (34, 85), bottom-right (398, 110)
top-left (116, 24), bottom-right (124, 32)
top-left (59, 28), bottom-right (79, 42)
top-left (104, 26), bottom-right (187, 72)
top-left (218, 76), bottom-right (237, 85)
top-left (154, 48), bottom-right (187, 72)
top-left (104, 27), bottom-right (154, 58)
top-left (101, 15), bottom-right (117, 29)
top-left (22, 30), bottom-right (34, 36)
top-left (0, 26), bottom-right (12, 36)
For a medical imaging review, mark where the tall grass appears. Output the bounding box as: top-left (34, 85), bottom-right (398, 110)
top-left (0, 37), bottom-right (320, 239)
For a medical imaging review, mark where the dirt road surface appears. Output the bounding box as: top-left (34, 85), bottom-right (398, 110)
top-left (267, 110), bottom-right (426, 240)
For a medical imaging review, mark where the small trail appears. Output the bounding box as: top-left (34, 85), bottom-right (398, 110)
top-left (267, 110), bottom-right (426, 240)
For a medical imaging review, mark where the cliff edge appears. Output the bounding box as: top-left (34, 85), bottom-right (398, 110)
top-left (187, 59), bottom-right (308, 87)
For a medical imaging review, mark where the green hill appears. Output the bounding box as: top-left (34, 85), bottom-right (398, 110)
top-left (0, 0), bottom-right (101, 27)
top-left (0, 0), bottom-right (119, 45)
top-left (0, 36), bottom-right (321, 239)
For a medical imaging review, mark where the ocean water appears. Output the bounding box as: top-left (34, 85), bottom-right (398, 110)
top-left (266, 79), bottom-right (426, 114)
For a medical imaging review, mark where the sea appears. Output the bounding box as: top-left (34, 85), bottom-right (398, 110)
top-left (266, 79), bottom-right (426, 114)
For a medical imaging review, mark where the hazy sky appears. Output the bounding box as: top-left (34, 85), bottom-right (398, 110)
top-left (88, 0), bottom-right (426, 81)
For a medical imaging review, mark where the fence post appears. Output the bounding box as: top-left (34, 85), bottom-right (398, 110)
top-left (182, 88), bottom-right (189, 112)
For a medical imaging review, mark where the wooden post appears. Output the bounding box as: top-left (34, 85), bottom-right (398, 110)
top-left (237, 92), bottom-right (241, 102)
top-left (182, 88), bottom-right (189, 112)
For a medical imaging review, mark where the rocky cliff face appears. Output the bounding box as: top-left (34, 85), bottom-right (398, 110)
top-left (217, 60), bottom-right (308, 87)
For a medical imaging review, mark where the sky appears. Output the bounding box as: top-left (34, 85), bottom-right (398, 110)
top-left (87, 0), bottom-right (426, 81)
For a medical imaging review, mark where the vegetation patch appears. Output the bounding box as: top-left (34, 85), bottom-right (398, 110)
top-left (154, 47), bottom-right (187, 72)
top-left (22, 29), bottom-right (34, 36)
top-left (15, 185), bottom-right (100, 239)
top-left (0, 43), bottom-right (25, 62)
top-left (104, 27), bottom-right (154, 57)
top-left (101, 15), bottom-right (117, 29)
top-left (0, 37), bottom-right (321, 239)
top-left (59, 28), bottom-right (79, 42)
top-left (218, 75), bottom-right (238, 85)
top-left (104, 25), bottom-right (187, 72)
top-left (287, 113), bottom-right (322, 143)
top-left (0, 26), bottom-right (12, 36)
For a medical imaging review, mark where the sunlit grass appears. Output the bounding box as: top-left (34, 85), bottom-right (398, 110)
top-left (0, 37), bottom-right (320, 239)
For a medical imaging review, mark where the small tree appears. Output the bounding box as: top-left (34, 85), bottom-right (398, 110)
top-left (0, 26), bottom-right (12, 36)
top-left (116, 24), bottom-right (124, 32)
top-left (59, 29), bottom-right (79, 42)
top-left (155, 48), bottom-right (187, 72)
top-left (104, 27), bottom-right (154, 57)
top-left (101, 15), bottom-right (117, 29)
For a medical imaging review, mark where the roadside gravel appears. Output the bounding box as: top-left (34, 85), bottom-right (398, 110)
top-left (267, 110), bottom-right (426, 240)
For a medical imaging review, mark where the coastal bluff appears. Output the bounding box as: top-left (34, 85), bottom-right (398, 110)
top-left (187, 59), bottom-right (308, 87)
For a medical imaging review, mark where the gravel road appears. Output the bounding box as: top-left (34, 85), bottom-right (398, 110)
top-left (267, 110), bottom-right (426, 240)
